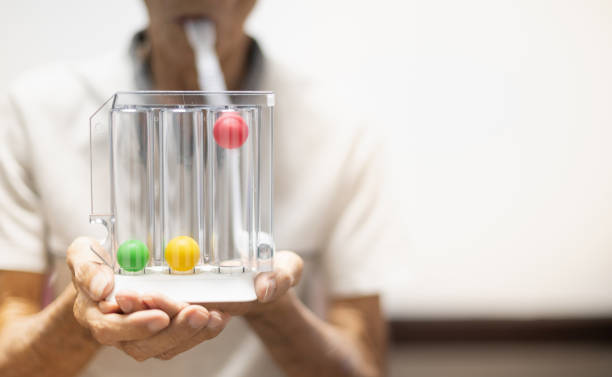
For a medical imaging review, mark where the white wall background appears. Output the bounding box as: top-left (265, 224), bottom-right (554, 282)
top-left (2, 0), bottom-right (612, 319)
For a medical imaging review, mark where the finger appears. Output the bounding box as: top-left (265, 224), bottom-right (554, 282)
top-left (79, 297), bottom-right (170, 345)
top-left (255, 250), bottom-right (303, 303)
top-left (155, 311), bottom-right (231, 360)
top-left (67, 237), bottom-right (114, 301)
top-left (98, 300), bottom-right (120, 314)
top-left (121, 305), bottom-right (209, 361)
top-left (115, 290), bottom-right (148, 314)
top-left (141, 293), bottom-right (188, 318)
top-left (274, 250), bottom-right (304, 286)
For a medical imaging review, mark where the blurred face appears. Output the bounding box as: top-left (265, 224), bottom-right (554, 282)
top-left (143, 0), bottom-right (257, 89)
top-left (144, 0), bottom-right (256, 49)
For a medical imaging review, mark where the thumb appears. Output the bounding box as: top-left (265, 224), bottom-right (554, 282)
top-left (67, 237), bottom-right (115, 301)
top-left (254, 250), bottom-right (303, 303)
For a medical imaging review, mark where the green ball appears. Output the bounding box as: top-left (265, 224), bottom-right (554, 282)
top-left (117, 240), bottom-right (149, 272)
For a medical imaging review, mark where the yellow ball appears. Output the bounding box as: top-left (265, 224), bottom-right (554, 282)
top-left (164, 236), bottom-right (200, 272)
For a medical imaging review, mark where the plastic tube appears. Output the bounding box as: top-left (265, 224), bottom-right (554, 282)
top-left (184, 20), bottom-right (246, 269)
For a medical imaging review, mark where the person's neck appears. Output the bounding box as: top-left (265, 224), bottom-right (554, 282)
top-left (149, 30), bottom-right (251, 91)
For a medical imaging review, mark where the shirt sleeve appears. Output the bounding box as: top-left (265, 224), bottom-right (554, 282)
top-left (322, 125), bottom-right (400, 297)
top-left (0, 93), bottom-right (47, 273)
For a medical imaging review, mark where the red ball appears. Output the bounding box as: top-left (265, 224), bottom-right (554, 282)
top-left (213, 112), bottom-right (248, 149)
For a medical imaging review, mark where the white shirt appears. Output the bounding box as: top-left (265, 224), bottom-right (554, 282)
top-left (0, 39), bottom-right (392, 377)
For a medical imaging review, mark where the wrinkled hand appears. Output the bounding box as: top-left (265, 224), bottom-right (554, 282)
top-left (67, 237), bottom-right (231, 361)
top-left (204, 250), bottom-right (304, 316)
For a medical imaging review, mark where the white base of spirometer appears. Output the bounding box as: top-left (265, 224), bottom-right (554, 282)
top-left (107, 271), bottom-right (257, 303)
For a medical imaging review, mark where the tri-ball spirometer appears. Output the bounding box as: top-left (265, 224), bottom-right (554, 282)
top-left (89, 20), bottom-right (275, 303)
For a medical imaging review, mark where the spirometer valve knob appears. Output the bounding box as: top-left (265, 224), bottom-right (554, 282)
top-left (213, 112), bottom-right (248, 149)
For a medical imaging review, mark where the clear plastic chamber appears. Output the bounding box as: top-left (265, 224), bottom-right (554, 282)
top-left (90, 91), bottom-right (274, 302)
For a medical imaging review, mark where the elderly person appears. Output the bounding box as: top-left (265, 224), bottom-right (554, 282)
top-left (0, 1), bottom-right (388, 376)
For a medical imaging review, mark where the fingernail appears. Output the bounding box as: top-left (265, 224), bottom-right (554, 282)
top-left (188, 308), bottom-right (208, 329)
top-left (263, 278), bottom-right (277, 302)
top-left (98, 301), bottom-right (119, 314)
top-left (89, 273), bottom-right (109, 299)
top-left (148, 318), bottom-right (167, 332)
top-left (208, 311), bottom-right (223, 329)
top-left (118, 298), bottom-right (132, 313)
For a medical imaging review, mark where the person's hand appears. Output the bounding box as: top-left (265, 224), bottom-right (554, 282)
top-left (66, 237), bottom-right (231, 361)
top-left (204, 250), bottom-right (304, 316)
